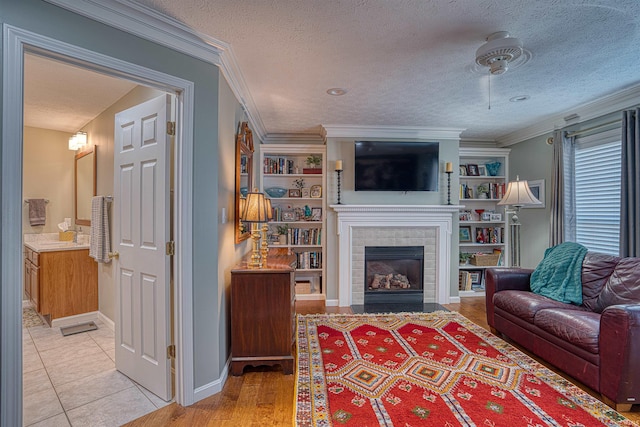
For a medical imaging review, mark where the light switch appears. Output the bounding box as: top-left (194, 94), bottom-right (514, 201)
top-left (221, 207), bottom-right (227, 224)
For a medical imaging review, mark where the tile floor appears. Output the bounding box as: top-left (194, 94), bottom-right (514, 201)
top-left (23, 318), bottom-right (170, 426)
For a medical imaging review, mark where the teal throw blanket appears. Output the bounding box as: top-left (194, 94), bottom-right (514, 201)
top-left (530, 242), bottom-right (588, 305)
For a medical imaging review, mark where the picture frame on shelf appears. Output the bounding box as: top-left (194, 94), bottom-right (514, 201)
top-left (525, 179), bottom-right (545, 208)
top-left (288, 188), bottom-right (301, 198)
top-left (311, 207), bottom-right (322, 221)
top-left (478, 165), bottom-right (486, 176)
top-left (459, 226), bottom-right (472, 242)
top-left (310, 185), bottom-right (322, 198)
top-left (459, 165), bottom-right (467, 176)
top-left (459, 210), bottom-right (472, 221)
top-left (301, 188), bottom-right (310, 198)
top-left (490, 213), bottom-right (502, 221)
top-left (282, 211), bottom-right (295, 221)
top-left (466, 164), bottom-right (480, 176)
top-left (468, 270), bottom-right (483, 286)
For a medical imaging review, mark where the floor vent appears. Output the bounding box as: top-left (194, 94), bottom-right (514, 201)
top-left (60, 321), bottom-right (98, 336)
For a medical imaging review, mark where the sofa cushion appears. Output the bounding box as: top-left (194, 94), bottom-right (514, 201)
top-left (593, 257), bottom-right (640, 313)
top-left (581, 252), bottom-right (621, 312)
top-left (533, 309), bottom-right (601, 354)
top-left (493, 290), bottom-right (586, 323)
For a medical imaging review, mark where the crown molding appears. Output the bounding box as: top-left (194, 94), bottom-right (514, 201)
top-left (322, 125), bottom-right (463, 141)
top-left (261, 133), bottom-right (326, 145)
top-left (44, 0), bottom-right (268, 141)
top-left (497, 83), bottom-right (640, 146)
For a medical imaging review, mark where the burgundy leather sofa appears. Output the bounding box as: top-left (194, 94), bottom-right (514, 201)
top-left (485, 252), bottom-right (640, 411)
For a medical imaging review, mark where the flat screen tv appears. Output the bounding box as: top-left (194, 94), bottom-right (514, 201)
top-left (354, 141), bottom-right (439, 191)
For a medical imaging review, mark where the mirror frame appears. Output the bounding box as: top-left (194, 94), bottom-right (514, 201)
top-left (235, 122), bottom-right (254, 243)
top-left (74, 145), bottom-right (97, 226)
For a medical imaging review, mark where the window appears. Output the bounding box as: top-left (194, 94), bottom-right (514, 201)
top-left (569, 129), bottom-right (621, 255)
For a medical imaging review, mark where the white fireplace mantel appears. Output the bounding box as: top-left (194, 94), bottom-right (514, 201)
top-left (331, 204), bottom-right (462, 307)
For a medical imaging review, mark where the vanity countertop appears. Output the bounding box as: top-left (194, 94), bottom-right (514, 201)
top-left (24, 233), bottom-right (90, 253)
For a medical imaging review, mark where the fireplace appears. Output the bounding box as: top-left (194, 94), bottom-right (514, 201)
top-left (364, 246), bottom-right (424, 304)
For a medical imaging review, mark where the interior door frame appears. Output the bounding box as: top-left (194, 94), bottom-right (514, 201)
top-left (1, 24), bottom-right (195, 423)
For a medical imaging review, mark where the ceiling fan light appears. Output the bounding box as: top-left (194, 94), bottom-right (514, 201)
top-left (475, 31), bottom-right (524, 74)
top-left (489, 58), bottom-right (509, 75)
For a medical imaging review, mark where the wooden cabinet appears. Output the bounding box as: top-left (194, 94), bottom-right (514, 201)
top-left (231, 249), bottom-right (296, 376)
top-left (24, 245), bottom-right (97, 325)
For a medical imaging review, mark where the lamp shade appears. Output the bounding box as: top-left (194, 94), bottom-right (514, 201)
top-left (240, 191), bottom-right (270, 222)
top-left (264, 197), bottom-right (273, 220)
top-left (497, 177), bottom-right (542, 207)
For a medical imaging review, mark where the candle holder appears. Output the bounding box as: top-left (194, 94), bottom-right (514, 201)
top-left (446, 171), bottom-right (453, 205)
top-left (336, 169), bottom-right (343, 204)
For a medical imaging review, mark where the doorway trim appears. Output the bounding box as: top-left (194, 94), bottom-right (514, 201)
top-left (1, 24), bottom-right (195, 424)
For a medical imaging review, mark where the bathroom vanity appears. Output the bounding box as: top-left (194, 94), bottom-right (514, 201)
top-left (24, 238), bottom-right (98, 325)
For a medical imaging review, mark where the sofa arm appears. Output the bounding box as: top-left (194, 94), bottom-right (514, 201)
top-left (485, 268), bottom-right (533, 330)
top-left (599, 304), bottom-right (640, 406)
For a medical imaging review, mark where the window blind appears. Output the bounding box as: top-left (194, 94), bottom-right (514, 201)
top-left (574, 129), bottom-right (621, 255)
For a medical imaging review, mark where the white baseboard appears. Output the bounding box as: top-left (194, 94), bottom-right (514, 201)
top-left (449, 296), bottom-right (461, 303)
top-left (192, 355), bottom-right (230, 403)
top-left (325, 299), bottom-right (339, 307)
top-left (97, 312), bottom-right (115, 332)
top-left (51, 311), bottom-right (99, 328)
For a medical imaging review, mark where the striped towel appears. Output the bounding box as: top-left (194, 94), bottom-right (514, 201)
top-left (89, 196), bottom-right (111, 263)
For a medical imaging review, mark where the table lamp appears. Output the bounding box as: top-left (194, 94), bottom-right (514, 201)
top-left (240, 190), bottom-right (270, 268)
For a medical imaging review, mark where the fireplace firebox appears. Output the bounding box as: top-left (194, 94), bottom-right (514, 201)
top-left (364, 246), bottom-right (424, 304)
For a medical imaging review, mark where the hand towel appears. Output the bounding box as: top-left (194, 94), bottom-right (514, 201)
top-left (89, 196), bottom-right (111, 263)
top-left (28, 199), bottom-right (47, 226)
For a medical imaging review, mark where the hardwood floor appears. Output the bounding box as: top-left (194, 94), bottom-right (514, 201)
top-left (125, 297), bottom-right (640, 426)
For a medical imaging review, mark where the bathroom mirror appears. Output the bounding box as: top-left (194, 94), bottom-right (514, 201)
top-left (75, 146), bottom-right (97, 226)
top-left (235, 122), bottom-right (253, 243)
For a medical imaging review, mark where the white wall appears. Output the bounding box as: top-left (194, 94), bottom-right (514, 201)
top-left (324, 137), bottom-right (460, 302)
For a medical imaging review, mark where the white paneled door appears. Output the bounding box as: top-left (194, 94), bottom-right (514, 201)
top-left (113, 94), bottom-right (173, 401)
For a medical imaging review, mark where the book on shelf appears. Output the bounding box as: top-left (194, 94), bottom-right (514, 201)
top-left (263, 156), bottom-right (295, 175)
top-left (459, 182), bottom-right (506, 199)
top-left (295, 251), bottom-right (322, 269)
top-left (458, 271), bottom-right (473, 291)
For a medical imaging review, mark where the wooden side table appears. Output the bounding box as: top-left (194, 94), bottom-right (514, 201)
top-left (231, 248), bottom-right (296, 375)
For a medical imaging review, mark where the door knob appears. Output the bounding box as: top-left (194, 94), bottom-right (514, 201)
top-left (108, 251), bottom-right (119, 259)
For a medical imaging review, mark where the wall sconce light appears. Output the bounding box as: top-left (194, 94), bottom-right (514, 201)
top-left (68, 131), bottom-right (88, 151)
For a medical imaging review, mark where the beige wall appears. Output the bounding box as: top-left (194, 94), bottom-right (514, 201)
top-left (22, 127), bottom-right (76, 235)
top-left (22, 86), bottom-right (165, 316)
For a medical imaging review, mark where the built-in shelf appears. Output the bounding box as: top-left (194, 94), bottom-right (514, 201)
top-left (458, 147), bottom-right (510, 296)
top-left (261, 144), bottom-right (326, 301)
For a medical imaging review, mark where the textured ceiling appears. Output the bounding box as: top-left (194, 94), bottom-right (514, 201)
top-left (24, 54), bottom-right (136, 133)
top-left (132, 0), bottom-right (640, 141)
top-left (25, 0), bottom-right (640, 142)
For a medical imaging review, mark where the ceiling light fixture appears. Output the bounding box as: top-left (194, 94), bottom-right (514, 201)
top-left (476, 31), bottom-right (523, 75)
top-left (509, 95), bottom-right (530, 102)
top-left (326, 88), bottom-right (347, 96)
top-left (68, 131), bottom-right (88, 151)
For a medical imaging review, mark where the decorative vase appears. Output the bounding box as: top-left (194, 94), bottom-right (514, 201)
top-left (485, 161), bottom-right (501, 176)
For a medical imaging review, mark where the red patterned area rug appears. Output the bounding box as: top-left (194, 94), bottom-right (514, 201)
top-left (295, 312), bottom-right (637, 426)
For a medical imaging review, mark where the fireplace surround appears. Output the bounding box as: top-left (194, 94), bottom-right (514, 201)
top-left (331, 205), bottom-right (459, 306)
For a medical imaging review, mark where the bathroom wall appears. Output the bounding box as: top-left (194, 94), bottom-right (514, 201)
top-left (79, 85), bottom-right (166, 322)
top-left (22, 127), bottom-right (76, 235)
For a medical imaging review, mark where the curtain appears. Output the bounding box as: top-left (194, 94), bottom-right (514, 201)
top-left (549, 130), bottom-right (575, 246)
top-left (621, 109), bottom-right (640, 257)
